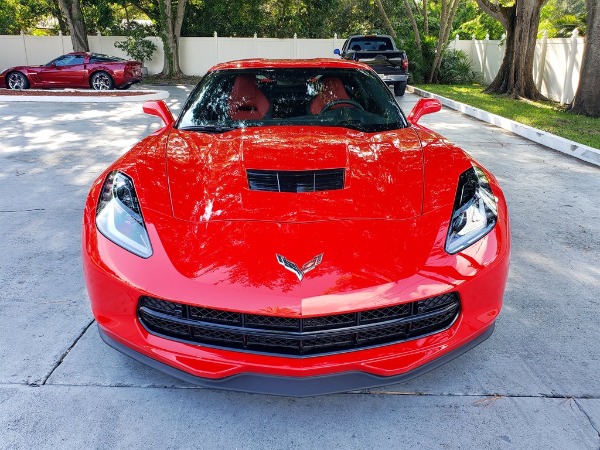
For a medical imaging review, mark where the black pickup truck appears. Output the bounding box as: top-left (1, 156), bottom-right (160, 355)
top-left (334, 35), bottom-right (409, 96)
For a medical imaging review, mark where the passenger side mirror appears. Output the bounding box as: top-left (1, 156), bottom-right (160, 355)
top-left (407, 98), bottom-right (442, 125)
top-left (333, 48), bottom-right (340, 55)
top-left (143, 100), bottom-right (174, 128)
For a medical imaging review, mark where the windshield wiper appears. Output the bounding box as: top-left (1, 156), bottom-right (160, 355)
top-left (178, 125), bottom-right (237, 134)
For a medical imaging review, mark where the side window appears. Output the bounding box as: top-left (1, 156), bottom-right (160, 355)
top-left (90, 56), bottom-right (109, 63)
top-left (49, 56), bottom-right (69, 66)
top-left (66, 55), bottom-right (84, 66)
top-left (55, 55), bottom-right (84, 66)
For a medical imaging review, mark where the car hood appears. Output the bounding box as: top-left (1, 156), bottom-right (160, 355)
top-left (145, 207), bottom-right (455, 304)
top-left (165, 126), bottom-right (424, 223)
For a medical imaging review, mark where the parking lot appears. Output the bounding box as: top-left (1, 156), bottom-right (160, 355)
top-left (1, 87), bottom-right (599, 449)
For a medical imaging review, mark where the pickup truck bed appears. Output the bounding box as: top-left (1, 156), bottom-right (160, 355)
top-left (336, 35), bottom-right (409, 96)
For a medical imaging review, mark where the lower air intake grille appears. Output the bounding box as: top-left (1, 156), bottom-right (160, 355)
top-left (138, 293), bottom-right (460, 357)
top-left (247, 168), bottom-right (345, 192)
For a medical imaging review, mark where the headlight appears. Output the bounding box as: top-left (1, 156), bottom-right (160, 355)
top-left (445, 166), bottom-right (497, 254)
top-left (96, 171), bottom-right (153, 258)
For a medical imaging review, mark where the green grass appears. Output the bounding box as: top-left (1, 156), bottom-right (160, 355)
top-left (413, 84), bottom-right (600, 149)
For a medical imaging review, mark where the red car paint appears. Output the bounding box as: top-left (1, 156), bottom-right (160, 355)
top-left (0, 52), bottom-right (142, 89)
top-left (82, 59), bottom-right (510, 395)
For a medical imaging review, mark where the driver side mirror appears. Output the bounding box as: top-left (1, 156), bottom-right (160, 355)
top-left (333, 48), bottom-right (340, 55)
top-left (143, 100), bottom-right (174, 128)
top-left (407, 98), bottom-right (442, 125)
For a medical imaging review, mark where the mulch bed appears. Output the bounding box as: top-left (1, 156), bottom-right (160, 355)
top-left (0, 89), bottom-right (157, 97)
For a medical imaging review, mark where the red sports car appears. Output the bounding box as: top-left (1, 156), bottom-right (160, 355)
top-left (82, 59), bottom-right (510, 396)
top-left (0, 52), bottom-right (142, 90)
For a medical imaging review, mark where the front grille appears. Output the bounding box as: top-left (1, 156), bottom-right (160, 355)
top-left (137, 292), bottom-right (460, 357)
top-left (247, 169), bottom-right (345, 192)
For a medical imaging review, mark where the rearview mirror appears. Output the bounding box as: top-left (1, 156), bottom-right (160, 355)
top-left (407, 98), bottom-right (442, 125)
top-left (143, 100), bottom-right (174, 128)
top-left (333, 48), bottom-right (340, 55)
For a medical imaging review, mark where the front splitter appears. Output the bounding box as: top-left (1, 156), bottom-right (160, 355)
top-left (99, 324), bottom-right (494, 397)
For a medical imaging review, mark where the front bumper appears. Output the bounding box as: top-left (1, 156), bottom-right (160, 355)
top-left (83, 214), bottom-right (509, 395)
top-left (100, 323), bottom-right (494, 396)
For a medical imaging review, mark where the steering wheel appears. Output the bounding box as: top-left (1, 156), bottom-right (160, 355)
top-left (320, 99), bottom-right (364, 113)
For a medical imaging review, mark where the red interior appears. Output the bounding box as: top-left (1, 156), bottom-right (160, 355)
top-left (228, 75), bottom-right (270, 120)
top-left (310, 77), bottom-right (350, 114)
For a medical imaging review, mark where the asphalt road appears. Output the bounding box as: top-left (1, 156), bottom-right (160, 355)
top-left (1, 87), bottom-right (599, 449)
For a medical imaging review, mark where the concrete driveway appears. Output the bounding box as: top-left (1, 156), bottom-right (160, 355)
top-left (1, 87), bottom-right (599, 449)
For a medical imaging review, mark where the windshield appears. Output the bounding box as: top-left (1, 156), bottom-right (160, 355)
top-left (176, 68), bottom-right (407, 133)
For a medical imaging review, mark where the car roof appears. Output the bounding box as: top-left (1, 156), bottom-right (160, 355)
top-left (209, 58), bottom-right (373, 72)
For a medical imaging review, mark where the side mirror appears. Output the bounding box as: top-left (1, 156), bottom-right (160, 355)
top-left (143, 100), bottom-right (174, 128)
top-left (407, 98), bottom-right (442, 125)
top-left (333, 48), bottom-right (340, 55)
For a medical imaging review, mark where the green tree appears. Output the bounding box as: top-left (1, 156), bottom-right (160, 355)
top-left (57, 0), bottom-right (89, 51)
top-left (475, 0), bottom-right (548, 99)
top-left (0, 0), bottom-right (54, 34)
top-left (570, 0), bottom-right (599, 116)
top-left (538, 0), bottom-right (586, 37)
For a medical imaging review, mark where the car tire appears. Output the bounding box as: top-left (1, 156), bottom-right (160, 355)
top-left (91, 71), bottom-right (115, 90)
top-left (7, 72), bottom-right (30, 90)
top-left (394, 81), bottom-right (407, 97)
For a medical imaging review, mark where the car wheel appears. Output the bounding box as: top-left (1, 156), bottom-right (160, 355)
top-left (394, 81), bottom-right (407, 97)
top-left (91, 72), bottom-right (114, 90)
top-left (7, 72), bottom-right (30, 90)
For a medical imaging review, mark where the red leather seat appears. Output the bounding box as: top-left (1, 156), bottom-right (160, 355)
top-left (228, 75), bottom-right (270, 120)
top-left (310, 77), bottom-right (350, 115)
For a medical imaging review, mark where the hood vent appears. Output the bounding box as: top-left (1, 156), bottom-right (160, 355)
top-left (247, 169), bottom-right (345, 193)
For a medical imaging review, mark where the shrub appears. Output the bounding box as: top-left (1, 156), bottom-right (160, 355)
top-left (114, 23), bottom-right (157, 66)
top-left (437, 49), bottom-right (478, 84)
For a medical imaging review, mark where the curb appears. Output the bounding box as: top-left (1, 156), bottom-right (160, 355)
top-left (408, 86), bottom-right (600, 168)
top-left (0, 89), bottom-right (170, 103)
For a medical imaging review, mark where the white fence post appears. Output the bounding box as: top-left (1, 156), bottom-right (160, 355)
top-left (21, 31), bottom-right (29, 64)
top-left (333, 33), bottom-right (338, 54)
top-left (482, 33), bottom-right (489, 82)
top-left (254, 33), bottom-right (258, 58)
top-left (536, 30), bottom-right (548, 90)
top-left (293, 33), bottom-right (298, 59)
top-left (561, 28), bottom-right (579, 104)
top-left (97, 30), bottom-right (102, 53)
top-left (59, 31), bottom-right (65, 54)
top-left (454, 34), bottom-right (459, 50)
top-left (471, 34), bottom-right (477, 73)
top-left (214, 31), bottom-right (219, 65)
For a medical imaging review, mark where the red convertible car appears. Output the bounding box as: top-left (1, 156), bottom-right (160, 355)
top-left (0, 52), bottom-right (142, 90)
top-left (82, 59), bottom-right (510, 396)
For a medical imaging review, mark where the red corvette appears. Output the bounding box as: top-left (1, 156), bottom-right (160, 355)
top-left (82, 59), bottom-right (510, 396)
top-left (0, 52), bottom-right (142, 90)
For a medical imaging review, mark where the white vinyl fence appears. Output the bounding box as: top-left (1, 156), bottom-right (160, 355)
top-left (0, 31), bottom-right (583, 103)
top-left (0, 32), bottom-right (341, 79)
top-left (452, 31), bottom-right (584, 104)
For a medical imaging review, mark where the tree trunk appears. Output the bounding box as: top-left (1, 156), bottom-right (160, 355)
top-left (423, 0), bottom-right (429, 36)
top-left (402, 0), bottom-right (422, 51)
top-left (158, 0), bottom-right (187, 76)
top-left (570, 0), bottom-right (600, 116)
top-left (52, 0), bottom-right (68, 35)
top-left (57, 0), bottom-right (89, 52)
top-left (475, 0), bottom-right (547, 99)
top-left (375, 0), bottom-right (398, 40)
top-left (428, 0), bottom-right (460, 82)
